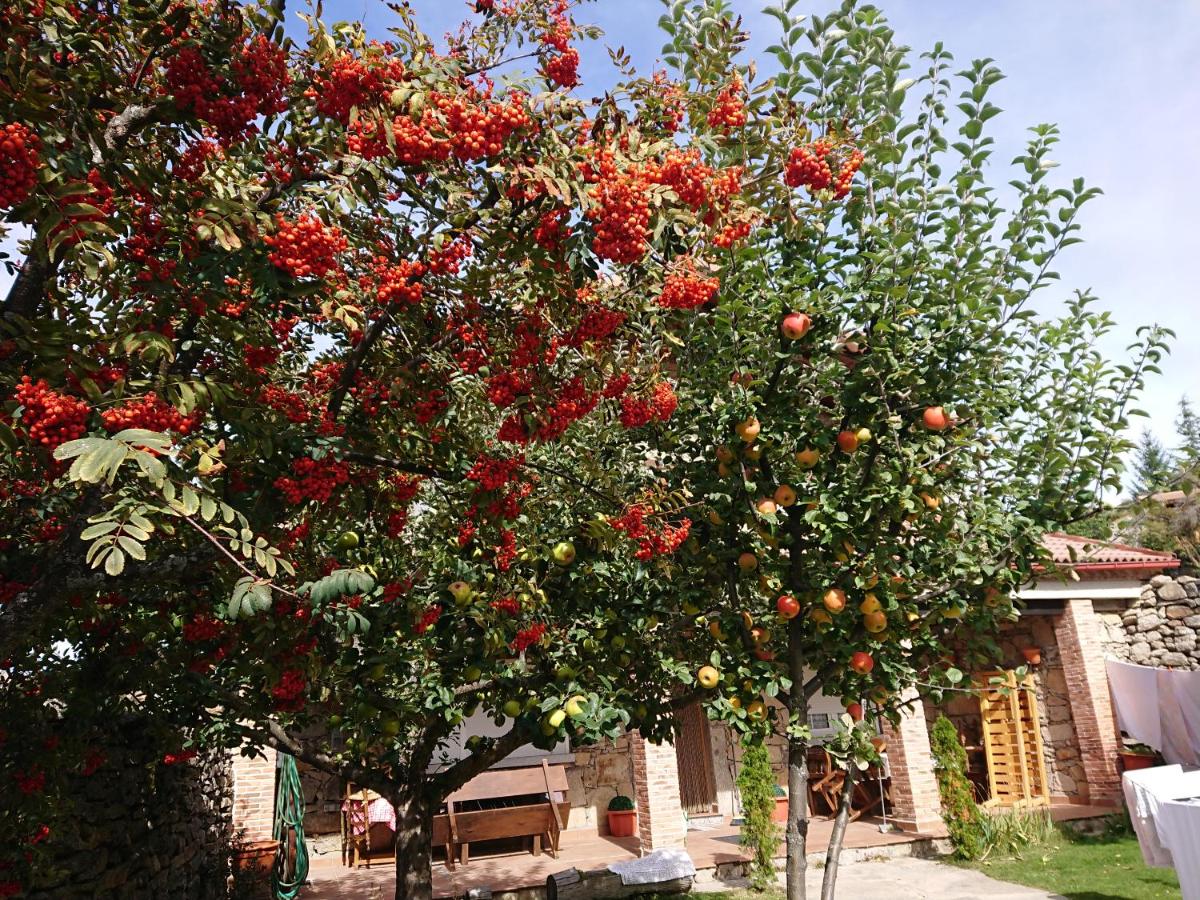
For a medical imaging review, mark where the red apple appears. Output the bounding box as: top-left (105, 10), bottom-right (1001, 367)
top-left (822, 588), bottom-right (847, 614)
top-left (781, 312), bottom-right (812, 340)
top-left (836, 430), bottom-right (860, 454)
top-left (845, 702), bottom-right (864, 722)
top-left (922, 406), bottom-right (949, 431)
top-left (849, 651), bottom-right (874, 674)
top-left (776, 594), bottom-right (800, 619)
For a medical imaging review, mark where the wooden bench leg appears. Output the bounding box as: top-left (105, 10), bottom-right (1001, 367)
top-left (445, 842), bottom-right (455, 871)
top-left (532, 833), bottom-right (541, 856)
top-left (461, 842), bottom-right (469, 867)
top-left (547, 831), bottom-right (557, 859)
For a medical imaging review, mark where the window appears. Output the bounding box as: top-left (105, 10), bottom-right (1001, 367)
top-left (808, 713), bottom-right (831, 731)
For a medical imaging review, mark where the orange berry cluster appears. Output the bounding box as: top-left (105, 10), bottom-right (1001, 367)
top-left (346, 111), bottom-right (452, 166)
top-left (655, 148), bottom-right (711, 209)
top-left (165, 38), bottom-right (289, 143)
top-left (584, 150), bottom-right (652, 264)
top-left (0, 122), bottom-right (39, 209)
top-left (13, 376), bottom-right (89, 449)
top-left (611, 503), bottom-right (692, 561)
top-left (433, 91), bottom-right (532, 162)
top-left (565, 304), bottom-right (626, 348)
top-left (533, 207), bottom-right (569, 250)
top-left (100, 393), bottom-right (201, 436)
top-left (707, 76), bottom-right (746, 131)
top-left (363, 256), bottom-right (426, 306)
top-left (619, 381), bottom-right (678, 428)
top-left (274, 456), bottom-right (351, 504)
top-left (428, 237), bottom-right (472, 275)
top-left (271, 668), bottom-right (306, 711)
top-left (785, 140), bottom-right (864, 199)
top-left (313, 50), bottom-right (406, 125)
top-left (658, 257), bottom-right (719, 310)
top-left (264, 214), bottom-right (348, 279)
top-left (543, 47), bottom-right (580, 88)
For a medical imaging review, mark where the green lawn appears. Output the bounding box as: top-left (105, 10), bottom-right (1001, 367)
top-left (955, 827), bottom-right (1181, 900)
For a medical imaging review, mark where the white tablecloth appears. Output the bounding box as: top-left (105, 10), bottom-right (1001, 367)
top-left (1158, 797), bottom-right (1200, 900)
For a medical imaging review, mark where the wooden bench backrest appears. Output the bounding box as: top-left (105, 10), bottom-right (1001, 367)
top-left (446, 763), bottom-right (569, 804)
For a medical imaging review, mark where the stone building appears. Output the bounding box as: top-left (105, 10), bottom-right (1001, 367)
top-left (230, 532), bottom-right (1187, 858)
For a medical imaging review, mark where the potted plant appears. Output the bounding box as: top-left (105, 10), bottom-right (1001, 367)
top-left (1118, 742), bottom-right (1158, 771)
top-left (230, 839), bottom-right (279, 900)
top-left (607, 795), bottom-right (637, 837)
top-left (771, 784), bottom-right (789, 823)
top-left (1020, 647), bottom-right (1042, 666)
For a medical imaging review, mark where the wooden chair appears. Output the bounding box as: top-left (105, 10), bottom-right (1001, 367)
top-left (340, 784), bottom-right (393, 868)
top-left (806, 747), bottom-right (846, 816)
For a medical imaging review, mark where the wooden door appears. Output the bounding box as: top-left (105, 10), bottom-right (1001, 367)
top-left (674, 703), bottom-right (719, 815)
top-left (976, 670), bottom-right (1049, 807)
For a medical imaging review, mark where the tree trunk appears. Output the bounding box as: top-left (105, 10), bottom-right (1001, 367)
top-left (819, 763), bottom-right (858, 900)
top-left (393, 791), bottom-right (435, 900)
top-left (786, 617), bottom-right (810, 900)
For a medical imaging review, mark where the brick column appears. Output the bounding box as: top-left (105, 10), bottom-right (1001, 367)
top-left (630, 735), bottom-right (687, 853)
top-left (1054, 598), bottom-right (1122, 804)
top-left (880, 689), bottom-right (942, 832)
top-left (231, 747), bottom-right (278, 841)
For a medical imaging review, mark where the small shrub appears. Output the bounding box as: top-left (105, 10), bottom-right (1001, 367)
top-left (608, 794), bottom-right (635, 812)
top-left (736, 738), bottom-right (781, 890)
top-left (978, 807), bottom-right (1055, 858)
top-left (930, 715), bottom-right (985, 859)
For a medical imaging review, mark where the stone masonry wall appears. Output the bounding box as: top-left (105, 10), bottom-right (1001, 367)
top-left (28, 722), bottom-right (232, 899)
top-left (1102, 573), bottom-right (1200, 669)
top-left (566, 735), bottom-right (636, 832)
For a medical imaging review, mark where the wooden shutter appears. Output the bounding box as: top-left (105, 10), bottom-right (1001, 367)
top-left (975, 670), bottom-right (1049, 807)
top-left (674, 703), bottom-right (718, 815)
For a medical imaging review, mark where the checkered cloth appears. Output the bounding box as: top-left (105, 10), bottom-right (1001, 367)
top-left (342, 796), bottom-right (396, 835)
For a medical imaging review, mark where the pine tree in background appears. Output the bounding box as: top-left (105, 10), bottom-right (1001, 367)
top-left (1132, 430), bottom-right (1176, 496)
top-left (1176, 398), bottom-right (1200, 466)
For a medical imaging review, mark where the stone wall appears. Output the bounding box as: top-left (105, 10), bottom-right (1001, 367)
top-left (28, 723), bottom-right (232, 899)
top-left (1104, 573), bottom-right (1200, 669)
top-left (565, 736), bottom-right (636, 832)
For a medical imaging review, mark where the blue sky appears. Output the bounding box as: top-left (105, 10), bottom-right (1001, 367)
top-left (4, 1), bottom-right (1195, 457)
top-left (316, 0), bottom-right (1199, 453)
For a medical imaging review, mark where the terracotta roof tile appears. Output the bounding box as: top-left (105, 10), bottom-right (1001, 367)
top-left (1041, 532), bottom-right (1179, 570)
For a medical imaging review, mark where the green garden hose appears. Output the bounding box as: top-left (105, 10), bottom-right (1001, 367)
top-left (272, 753), bottom-right (309, 900)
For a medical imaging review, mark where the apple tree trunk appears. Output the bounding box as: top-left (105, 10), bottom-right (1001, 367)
top-left (786, 617), bottom-right (810, 900)
top-left (392, 789), bottom-right (435, 900)
top-left (819, 760), bottom-right (858, 900)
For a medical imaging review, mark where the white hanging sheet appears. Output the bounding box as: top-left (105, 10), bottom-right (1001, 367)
top-left (1157, 797), bottom-right (1200, 900)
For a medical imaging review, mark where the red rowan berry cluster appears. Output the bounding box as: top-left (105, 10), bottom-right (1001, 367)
top-left (466, 453), bottom-right (525, 491)
top-left (494, 528), bottom-right (518, 571)
top-left (654, 148), bottom-right (711, 209)
top-left (433, 91), bottom-right (531, 162)
top-left (271, 668), bottom-right (306, 711)
top-left (0, 123), bottom-right (40, 208)
top-left (543, 47), bottom-right (579, 89)
top-left (100, 393), bottom-right (201, 436)
top-left (447, 312), bottom-right (492, 374)
top-left (14, 767), bottom-right (46, 795)
top-left (490, 596), bottom-right (520, 616)
top-left (261, 385), bottom-right (311, 423)
top-left (313, 50), bottom-right (406, 125)
top-left (162, 750), bottom-right (199, 765)
top-left (486, 481), bottom-right (531, 521)
top-left (712, 217), bottom-right (755, 248)
top-left (242, 344), bottom-right (279, 374)
top-left (457, 519), bottom-right (477, 547)
top-left (414, 604), bottom-right (442, 635)
top-left (565, 304), bottom-right (626, 348)
top-left (510, 622), bottom-right (546, 653)
top-left (619, 382), bottom-right (677, 428)
top-left (533, 207), bottom-right (569, 250)
top-left (412, 388), bottom-right (448, 425)
top-left (182, 614), bottom-right (223, 643)
top-left (785, 140), bottom-right (863, 198)
top-left (707, 76), bottom-right (746, 131)
top-left (32, 519), bottom-right (65, 543)
top-left (363, 256), bottom-right (425, 306)
top-left (610, 503), bottom-right (692, 560)
top-left (264, 214), bottom-right (348, 279)
top-left (381, 580), bottom-right (410, 603)
top-left (274, 456), bottom-right (351, 504)
top-left (428, 237), bottom-right (472, 275)
top-left (658, 257), bottom-right (719, 310)
top-left (486, 370), bottom-right (533, 408)
top-left (175, 140), bottom-right (221, 182)
top-left (52, 169), bottom-right (116, 247)
top-left (165, 37), bottom-right (289, 143)
top-left (349, 374), bottom-right (388, 416)
top-left (531, 377), bottom-right (600, 443)
top-left (652, 71), bottom-right (685, 133)
top-left (584, 150), bottom-right (651, 264)
top-left (603, 372), bottom-right (632, 398)
top-left (13, 376), bottom-right (89, 449)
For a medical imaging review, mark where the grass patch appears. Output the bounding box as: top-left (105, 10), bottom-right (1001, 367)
top-left (954, 820), bottom-right (1181, 900)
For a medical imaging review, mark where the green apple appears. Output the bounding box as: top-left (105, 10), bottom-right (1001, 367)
top-left (464, 665), bottom-right (482, 682)
top-left (502, 699), bottom-right (522, 718)
top-left (555, 665), bottom-right (575, 682)
top-left (448, 581), bottom-right (473, 604)
top-left (336, 531), bottom-right (360, 551)
top-left (552, 541), bottom-right (577, 566)
top-left (565, 695), bottom-right (586, 717)
top-left (381, 716), bottom-right (401, 737)
top-left (546, 708), bottom-right (567, 729)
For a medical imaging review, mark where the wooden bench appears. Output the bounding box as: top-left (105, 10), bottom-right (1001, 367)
top-left (431, 759), bottom-right (571, 868)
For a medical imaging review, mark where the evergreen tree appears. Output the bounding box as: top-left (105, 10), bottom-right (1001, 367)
top-left (1176, 398), bottom-right (1200, 466)
top-left (1133, 430), bottom-right (1176, 496)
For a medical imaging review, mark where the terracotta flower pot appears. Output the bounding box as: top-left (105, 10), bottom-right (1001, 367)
top-left (607, 809), bottom-right (637, 837)
top-left (232, 840), bottom-right (279, 875)
top-left (1119, 751), bottom-right (1156, 772)
top-left (771, 795), bottom-right (789, 823)
top-left (1021, 647), bottom-right (1041, 666)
